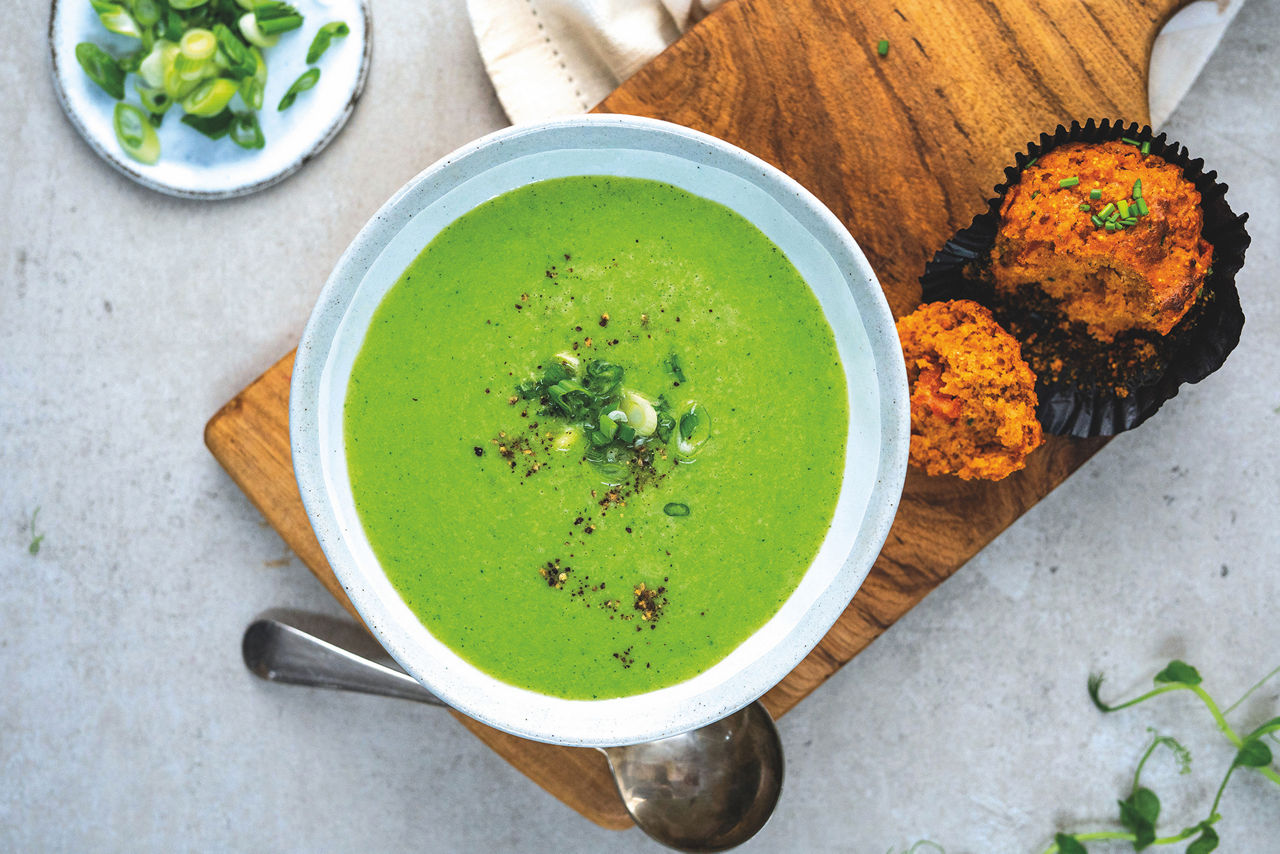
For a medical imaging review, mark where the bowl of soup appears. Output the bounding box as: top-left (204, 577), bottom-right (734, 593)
top-left (291, 115), bottom-right (909, 746)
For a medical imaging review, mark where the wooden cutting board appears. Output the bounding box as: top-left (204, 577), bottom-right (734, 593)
top-left (206, 0), bottom-right (1187, 829)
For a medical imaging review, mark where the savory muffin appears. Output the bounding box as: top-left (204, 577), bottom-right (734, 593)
top-left (990, 140), bottom-right (1213, 342)
top-left (897, 300), bottom-right (1043, 481)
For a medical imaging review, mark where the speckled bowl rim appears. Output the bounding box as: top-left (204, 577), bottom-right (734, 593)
top-left (291, 115), bottom-right (909, 746)
top-left (48, 0), bottom-right (372, 200)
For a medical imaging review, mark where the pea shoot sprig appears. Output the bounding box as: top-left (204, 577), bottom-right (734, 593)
top-left (1043, 660), bottom-right (1280, 854)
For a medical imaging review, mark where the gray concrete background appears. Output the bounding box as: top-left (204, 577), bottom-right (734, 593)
top-left (2, 1), bottom-right (1276, 851)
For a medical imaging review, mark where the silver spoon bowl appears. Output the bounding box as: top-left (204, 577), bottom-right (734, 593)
top-left (242, 618), bottom-right (783, 852)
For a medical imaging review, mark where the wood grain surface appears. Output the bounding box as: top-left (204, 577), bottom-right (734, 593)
top-left (206, 0), bottom-right (1185, 830)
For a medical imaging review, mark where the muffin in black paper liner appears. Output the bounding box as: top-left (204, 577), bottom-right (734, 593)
top-left (920, 119), bottom-right (1249, 437)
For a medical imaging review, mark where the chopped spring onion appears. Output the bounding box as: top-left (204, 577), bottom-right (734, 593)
top-left (306, 21), bottom-right (350, 64)
top-left (1121, 136), bottom-right (1140, 146)
top-left (169, 0), bottom-right (211, 8)
top-left (229, 111), bottom-right (265, 149)
top-left (75, 43), bottom-right (126, 99)
top-left (1078, 204), bottom-right (1091, 212)
top-left (92, 2), bottom-right (143, 39)
top-left (675, 404), bottom-right (711, 459)
top-left (663, 503), bottom-right (691, 517)
top-left (1024, 157), bottom-right (1038, 169)
top-left (180, 28), bottom-right (217, 61)
top-left (239, 46), bottom-right (267, 110)
top-left (1117, 199), bottom-right (1130, 218)
top-left (137, 40), bottom-right (176, 88)
top-left (1091, 215), bottom-right (1103, 227)
top-left (183, 78), bottom-right (238, 116)
top-left (113, 102), bottom-right (160, 164)
top-left (277, 67), bottom-right (320, 111)
top-left (239, 13), bottom-right (280, 48)
top-left (597, 412), bottom-right (619, 442)
top-left (1058, 176), bottom-right (1079, 188)
top-left (1098, 202), bottom-right (1116, 219)
top-left (135, 83), bottom-right (171, 115)
top-left (1141, 141), bottom-right (1151, 155)
top-left (1136, 197), bottom-right (1149, 217)
top-left (181, 110), bottom-right (234, 139)
top-left (253, 2), bottom-right (305, 35)
top-left (876, 39), bottom-right (889, 56)
top-left (131, 0), bottom-right (161, 28)
top-left (621, 392), bottom-right (658, 437)
top-left (1090, 188), bottom-right (1102, 200)
top-left (1132, 178), bottom-right (1142, 199)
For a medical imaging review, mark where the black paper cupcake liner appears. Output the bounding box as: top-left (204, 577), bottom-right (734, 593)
top-left (920, 119), bottom-right (1249, 437)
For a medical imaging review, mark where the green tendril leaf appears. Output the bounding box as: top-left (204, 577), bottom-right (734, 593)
top-left (1155, 661), bottom-right (1203, 686)
top-left (1117, 787), bottom-right (1160, 849)
top-left (1185, 823), bottom-right (1220, 854)
top-left (1054, 834), bottom-right (1087, 854)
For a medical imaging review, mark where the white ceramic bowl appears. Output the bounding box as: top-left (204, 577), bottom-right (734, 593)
top-left (291, 115), bottom-right (909, 746)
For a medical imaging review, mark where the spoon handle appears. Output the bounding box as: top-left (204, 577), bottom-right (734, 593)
top-left (242, 618), bottom-right (447, 707)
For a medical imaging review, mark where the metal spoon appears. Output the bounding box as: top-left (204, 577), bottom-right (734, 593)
top-left (242, 618), bottom-right (783, 852)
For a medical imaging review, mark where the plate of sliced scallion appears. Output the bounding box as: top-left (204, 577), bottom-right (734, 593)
top-left (50, 0), bottom-right (370, 199)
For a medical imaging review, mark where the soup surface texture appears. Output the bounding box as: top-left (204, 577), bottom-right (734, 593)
top-left (345, 176), bottom-right (847, 700)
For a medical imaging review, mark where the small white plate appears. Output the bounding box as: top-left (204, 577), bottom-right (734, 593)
top-left (50, 0), bottom-right (371, 199)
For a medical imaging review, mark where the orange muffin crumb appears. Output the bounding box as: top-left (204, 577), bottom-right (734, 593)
top-left (992, 141), bottom-right (1213, 342)
top-left (897, 300), bottom-right (1043, 481)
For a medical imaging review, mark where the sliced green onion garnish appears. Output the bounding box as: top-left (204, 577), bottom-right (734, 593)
top-left (133, 0), bottom-right (161, 27)
top-left (876, 39), bottom-right (889, 56)
top-left (1121, 136), bottom-right (1140, 146)
top-left (239, 12), bottom-right (280, 48)
top-left (183, 78), bottom-right (238, 116)
top-left (1098, 202), bottom-right (1116, 218)
top-left (1136, 197), bottom-right (1149, 216)
top-left (92, 3), bottom-right (143, 39)
top-left (1024, 157), bottom-right (1038, 168)
top-left (1058, 177), bottom-right (1079, 188)
top-left (181, 110), bottom-right (235, 139)
top-left (180, 28), bottom-right (218, 61)
top-left (1091, 215), bottom-right (1103, 227)
top-left (1078, 204), bottom-right (1091, 212)
top-left (1105, 222), bottom-right (1117, 232)
top-left (169, 0), bottom-right (211, 8)
top-left (1141, 141), bottom-right (1151, 155)
top-left (253, 2), bottom-right (305, 35)
top-left (113, 102), bottom-right (160, 164)
top-left (306, 21), bottom-right (350, 64)
top-left (212, 24), bottom-right (256, 79)
top-left (135, 82), bottom-right (171, 114)
top-left (616, 424), bottom-right (637, 444)
top-left (663, 503), bottom-right (691, 517)
top-left (277, 67), bottom-right (320, 111)
top-left (597, 412), bottom-right (619, 442)
top-left (1089, 188), bottom-right (1102, 200)
top-left (1121, 217), bottom-right (1138, 226)
top-left (1132, 179), bottom-right (1142, 199)
top-left (239, 46), bottom-right (268, 110)
top-left (75, 43), bottom-right (126, 99)
top-left (137, 40), bottom-right (176, 88)
top-left (229, 111), bottom-right (265, 149)
top-left (1117, 199), bottom-right (1130, 218)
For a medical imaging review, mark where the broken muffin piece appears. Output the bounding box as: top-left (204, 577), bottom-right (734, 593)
top-left (897, 300), bottom-right (1043, 481)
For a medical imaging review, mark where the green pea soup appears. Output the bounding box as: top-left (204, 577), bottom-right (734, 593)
top-left (344, 175), bottom-right (848, 700)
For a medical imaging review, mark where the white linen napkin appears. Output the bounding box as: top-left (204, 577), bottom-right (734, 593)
top-left (467, 0), bottom-right (1241, 128)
